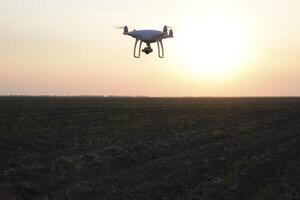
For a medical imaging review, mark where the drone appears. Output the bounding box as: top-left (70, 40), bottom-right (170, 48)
top-left (120, 25), bottom-right (174, 58)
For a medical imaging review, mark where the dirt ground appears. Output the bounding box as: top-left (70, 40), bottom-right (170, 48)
top-left (0, 97), bottom-right (299, 200)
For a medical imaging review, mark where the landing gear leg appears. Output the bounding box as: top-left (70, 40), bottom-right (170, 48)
top-left (157, 40), bottom-right (164, 58)
top-left (134, 39), bottom-right (142, 58)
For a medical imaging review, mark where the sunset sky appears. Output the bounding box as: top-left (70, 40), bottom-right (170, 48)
top-left (1, 0), bottom-right (299, 96)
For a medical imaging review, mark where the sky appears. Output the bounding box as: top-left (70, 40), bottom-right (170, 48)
top-left (0, 0), bottom-right (299, 96)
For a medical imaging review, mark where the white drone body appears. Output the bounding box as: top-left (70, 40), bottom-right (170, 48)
top-left (122, 25), bottom-right (173, 58)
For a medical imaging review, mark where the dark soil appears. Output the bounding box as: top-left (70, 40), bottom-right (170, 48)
top-left (0, 97), bottom-right (299, 200)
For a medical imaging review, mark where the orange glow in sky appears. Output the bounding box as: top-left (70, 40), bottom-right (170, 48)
top-left (0, 0), bottom-right (299, 96)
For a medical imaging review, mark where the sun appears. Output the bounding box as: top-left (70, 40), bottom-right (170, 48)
top-left (177, 14), bottom-right (250, 80)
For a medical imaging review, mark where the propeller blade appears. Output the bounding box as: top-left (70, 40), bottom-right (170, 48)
top-left (165, 25), bottom-right (174, 29)
top-left (113, 26), bottom-right (125, 29)
top-left (162, 25), bottom-right (178, 32)
top-left (159, 25), bottom-right (178, 32)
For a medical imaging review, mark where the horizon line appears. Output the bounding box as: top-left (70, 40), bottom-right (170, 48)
top-left (1, 95), bottom-right (300, 98)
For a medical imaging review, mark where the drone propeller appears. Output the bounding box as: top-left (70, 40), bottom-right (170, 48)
top-left (168, 27), bottom-right (179, 32)
top-left (113, 26), bottom-right (129, 34)
top-left (164, 25), bottom-right (174, 29)
top-left (113, 26), bottom-right (128, 29)
top-left (162, 25), bottom-right (178, 32)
